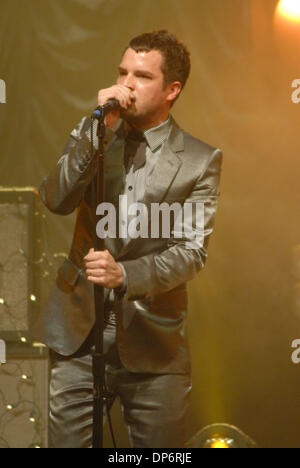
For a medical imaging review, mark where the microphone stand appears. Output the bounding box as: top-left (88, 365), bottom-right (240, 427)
top-left (90, 109), bottom-right (107, 449)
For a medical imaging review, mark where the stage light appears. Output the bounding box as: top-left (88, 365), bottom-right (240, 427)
top-left (274, 0), bottom-right (300, 71)
top-left (277, 0), bottom-right (300, 22)
top-left (209, 439), bottom-right (232, 449)
top-left (186, 423), bottom-right (257, 448)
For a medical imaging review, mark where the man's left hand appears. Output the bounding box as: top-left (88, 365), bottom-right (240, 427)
top-left (84, 248), bottom-right (124, 289)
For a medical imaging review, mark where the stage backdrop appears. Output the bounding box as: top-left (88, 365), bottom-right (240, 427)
top-left (1, 0), bottom-right (300, 448)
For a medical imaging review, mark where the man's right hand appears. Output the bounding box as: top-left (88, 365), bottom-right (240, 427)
top-left (97, 85), bottom-right (134, 128)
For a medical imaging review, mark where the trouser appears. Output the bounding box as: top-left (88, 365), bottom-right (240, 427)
top-left (49, 323), bottom-right (192, 448)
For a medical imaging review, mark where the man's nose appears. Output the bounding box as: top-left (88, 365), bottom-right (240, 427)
top-left (122, 74), bottom-right (135, 90)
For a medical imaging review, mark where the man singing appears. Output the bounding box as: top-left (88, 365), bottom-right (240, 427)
top-left (33, 30), bottom-right (222, 448)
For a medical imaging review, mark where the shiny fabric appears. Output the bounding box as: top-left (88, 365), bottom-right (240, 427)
top-left (49, 324), bottom-right (192, 448)
top-left (32, 115), bottom-right (222, 376)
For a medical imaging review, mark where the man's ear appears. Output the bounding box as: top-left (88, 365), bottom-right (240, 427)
top-left (166, 81), bottom-right (182, 104)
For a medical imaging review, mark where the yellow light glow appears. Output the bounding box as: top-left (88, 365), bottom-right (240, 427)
top-left (277, 0), bottom-right (300, 22)
top-left (210, 439), bottom-right (231, 449)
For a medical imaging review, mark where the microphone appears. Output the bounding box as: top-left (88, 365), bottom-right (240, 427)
top-left (91, 98), bottom-right (120, 119)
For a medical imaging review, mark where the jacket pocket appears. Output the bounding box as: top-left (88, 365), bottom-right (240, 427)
top-left (57, 258), bottom-right (82, 287)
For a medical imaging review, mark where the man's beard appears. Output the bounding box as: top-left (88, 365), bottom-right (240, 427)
top-left (120, 104), bottom-right (151, 127)
top-left (120, 103), bottom-right (137, 121)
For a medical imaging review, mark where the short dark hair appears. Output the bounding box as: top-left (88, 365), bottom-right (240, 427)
top-left (127, 30), bottom-right (191, 93)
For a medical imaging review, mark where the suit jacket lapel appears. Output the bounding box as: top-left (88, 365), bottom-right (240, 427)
top-left (143, 141), bottom-right (183, 206)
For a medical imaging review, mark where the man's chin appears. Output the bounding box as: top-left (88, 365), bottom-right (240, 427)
top-left (120, 107), bottom-right (137, 120)
top-left (120, 108), bottom-right (143, 126)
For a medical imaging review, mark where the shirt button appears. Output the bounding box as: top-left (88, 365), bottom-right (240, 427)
top-left (128, 185), bottom-right (133, 191)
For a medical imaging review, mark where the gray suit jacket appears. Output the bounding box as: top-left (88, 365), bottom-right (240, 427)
top-left (32, 115), bottom-right (222, 374)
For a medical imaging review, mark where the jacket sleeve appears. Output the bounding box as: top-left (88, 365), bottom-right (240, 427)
top-left (121, 148), bottom-right (223, 301)
top-left (39, 117), bottom-right (116, 215)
